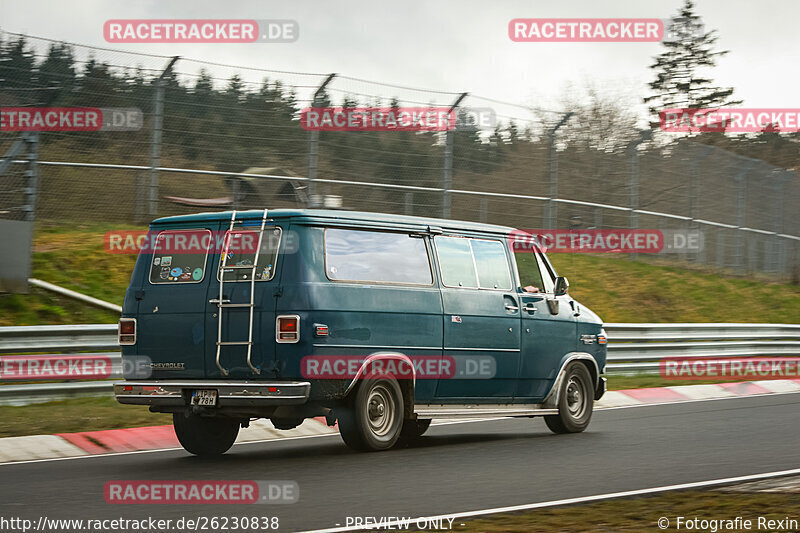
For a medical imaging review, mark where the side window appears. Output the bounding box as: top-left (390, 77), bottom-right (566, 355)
top-left (218, 227), bottom-right (281, 282)
top-left (471, 239), bottom-right (512, 290)
top-left (149, 229), bottom-right (211, 284)
top-left (324, 228), bottom-right (432, 285)
top-left (435, 236), bottom-right (478, 288)
top-left (515, 249), bottom-right (545, 291)
top-left (535, 251), bottom-right (556, 293)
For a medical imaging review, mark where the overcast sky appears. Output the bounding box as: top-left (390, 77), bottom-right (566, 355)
top-left (1, 0), bottom-right (796, 123)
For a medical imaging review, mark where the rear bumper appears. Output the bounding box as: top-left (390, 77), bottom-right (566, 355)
top-left (114, 380), bottom-right (311, 407)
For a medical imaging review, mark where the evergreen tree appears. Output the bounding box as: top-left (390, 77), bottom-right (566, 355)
top-left (644, 0), bottom-right (741, 130)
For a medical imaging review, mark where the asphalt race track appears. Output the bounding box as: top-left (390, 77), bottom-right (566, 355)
top-left (1, 394), bottom-right (799, 532)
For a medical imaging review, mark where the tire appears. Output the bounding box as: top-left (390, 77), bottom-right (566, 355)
top-left (396, 418), bottom-right (432, 448)
top-left (338, 377), bottom-right (404, 451)
top-left (173, 413), bottom-right (240, 456)
top-left (544, 362), bottom-right (594, 434)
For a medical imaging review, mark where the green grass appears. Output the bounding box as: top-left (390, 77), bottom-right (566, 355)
top-left (2, 227), bottom-right (798, 326)
top-left (0, 395), bottom-right (171, 438)
top-left (606, 375), bottom-right (740, 390)
top-left (452, 490), bottom-right (800, 532)
top-left (0, 223), bottom-right (140, 326)
top-left (544, 253), bottom-right (800, 323)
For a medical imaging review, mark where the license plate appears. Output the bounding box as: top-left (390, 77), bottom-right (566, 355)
top-left (191, 389), bottom-right (218, 406)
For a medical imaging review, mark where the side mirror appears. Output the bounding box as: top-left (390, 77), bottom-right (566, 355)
top-left (554, 276), bottom-right (569, 296)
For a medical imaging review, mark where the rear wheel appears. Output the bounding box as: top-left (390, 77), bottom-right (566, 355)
top-left (544, 363), bottom-right (593, 434)
top-left (173, 413), bottom-right (239, 456)
top-left (338, 377), bottom-right (404, 451)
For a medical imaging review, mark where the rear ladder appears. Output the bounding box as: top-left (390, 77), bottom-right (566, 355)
top-left (214, 208), bottom-right (268, 376)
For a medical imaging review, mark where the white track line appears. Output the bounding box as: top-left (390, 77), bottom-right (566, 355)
top-left (0, 391), bottom-right (798, 466)
top-left (298, 467), bottom-right (800, 533)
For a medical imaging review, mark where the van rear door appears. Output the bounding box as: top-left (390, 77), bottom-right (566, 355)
top-left (134, 225), bottom-right (219, 379)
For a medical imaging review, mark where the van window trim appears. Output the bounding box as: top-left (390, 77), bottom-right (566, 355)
top-left (147, 228), bottom-right (212, 286)
top-left (435, 235), bottom-right (514, 291)
top-left (322, 227), bottom-right (436, 287)
top-left (216, 226), bottom-right (282, 283)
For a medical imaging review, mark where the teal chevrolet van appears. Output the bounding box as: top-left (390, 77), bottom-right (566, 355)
top-left (114, 209), bottom-right (607, 454)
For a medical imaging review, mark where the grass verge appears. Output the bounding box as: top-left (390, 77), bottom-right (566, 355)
top-left (453, 490), bottom-right (800, 532)
top-left (0, 226), bottom-right (798, 325)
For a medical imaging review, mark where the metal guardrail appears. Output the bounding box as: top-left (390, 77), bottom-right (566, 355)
top-left (604, 323), bottom-right (800, 374)
top-left (0, 323), bottom-right (798, 403)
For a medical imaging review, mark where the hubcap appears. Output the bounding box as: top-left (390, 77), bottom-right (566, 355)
top-left (365, 384), bottom-right (395, 437)
top-left (566, 377), bottom-right (586, 419)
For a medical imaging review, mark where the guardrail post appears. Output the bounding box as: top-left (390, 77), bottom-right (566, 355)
top-left (307, 73), bottom-right (336, 208)
top-left (149, 56), bottom-right (179, 219)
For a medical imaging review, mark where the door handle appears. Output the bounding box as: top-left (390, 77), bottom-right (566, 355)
top-left (504, 304), bottom-right (519, 312)
top-left (523, 302), bottom-right (536, 314)
top-left (209, 298), bottom-right (231, 304)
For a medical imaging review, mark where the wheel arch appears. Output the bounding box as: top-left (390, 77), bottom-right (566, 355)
top-left (342, 351), bottom-right (416, 418)
top-left (542, 352), bottom-right (599, 409)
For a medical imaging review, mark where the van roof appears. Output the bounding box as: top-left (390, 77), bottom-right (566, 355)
top-left (152, 208), bottom-right (516, 235)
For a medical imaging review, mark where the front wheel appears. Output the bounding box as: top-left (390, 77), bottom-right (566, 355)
top-left (544, 362), bottom-right (594, 434)
top-left (173, 413), bottom-right (240, 456)
top-left (338, 377), bottom-right (404, 451)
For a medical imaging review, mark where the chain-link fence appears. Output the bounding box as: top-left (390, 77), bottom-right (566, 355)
top-left (1, 30), bottom-right (798, 280)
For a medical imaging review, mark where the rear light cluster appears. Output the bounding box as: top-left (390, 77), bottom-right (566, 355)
top-left (119, 318), bottom-right (137, 345)
top-left (276, 315), bottom-right (300, 343)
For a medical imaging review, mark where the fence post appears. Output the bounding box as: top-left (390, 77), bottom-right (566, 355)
top-left (479, 197), bottom-right (488, 223)
top-left (545, 112), bottom-right (573, 229)
top-left (404, 192), bottom-right (413, 216)
top-left (23, 132), bottom-right (39, 223)
top-left (307, 73), bottom-right (336, 208)
top-left (442, 92), bottom-right (468, 219)
top-left (690, 145), bottom-right (712, 264)
top-left (627, 130), bottom-right (651, 259)
top-left (734, 161), bottom-right (754, 274)
top-left (773, 172), bottom-right (788, 274)
top-left (149, 56), bottom-right (179, 219)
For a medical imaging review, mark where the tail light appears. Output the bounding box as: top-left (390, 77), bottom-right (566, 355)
top-left (119, 318), bottom-right (137, 345)
top-left (276, 315), bottom-right (300, 343)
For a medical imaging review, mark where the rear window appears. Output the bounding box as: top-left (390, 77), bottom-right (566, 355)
top-left (218, 227), bottom-right (281, 282)
top-left (148, 229), bottom-right (211, 284)
top-left (324, 228), bottom-right (432, 285)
